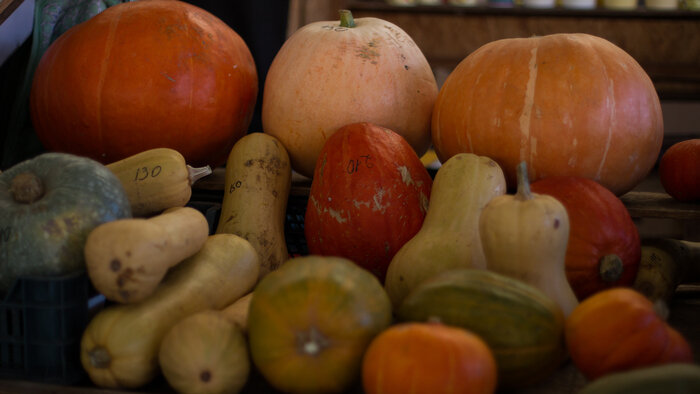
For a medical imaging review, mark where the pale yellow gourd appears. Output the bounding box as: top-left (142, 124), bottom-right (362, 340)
top-left (216, 133), bottom-right (291, 277)
top-left (384, 153), bottom-right (506, 308)
top-left (84, 206), bottom-right (209, 303)
top-left (158, 310), bottom-right (250, 394)
top-left (80, 234), bottom-right (260, 389)
top-left (479, 162), bottom-right (578, 317)
top-left (107, 148), bottom-right (212, 217)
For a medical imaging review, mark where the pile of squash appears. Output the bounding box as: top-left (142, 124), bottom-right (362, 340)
top-left (1, 1), bottom-right (699, 393)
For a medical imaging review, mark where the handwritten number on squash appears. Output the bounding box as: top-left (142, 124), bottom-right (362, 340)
top-left (229, 180), bottom-right (243, 194)
top-left (347, 155), bottom-right (373, 174)
top-left (134, 165), bottom-right (163, 181)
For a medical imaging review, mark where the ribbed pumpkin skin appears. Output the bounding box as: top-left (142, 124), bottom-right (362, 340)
top-left (531, 176), bottom-right (641, 300)
top-left (30, 0), bottom-right (258, 168)
top-left (396, 269), bottom-right (566, 389)
top-left (362, 322), bottom-right (498, 394)
top-left (248, 256), bottom-right (392, 394)
top-left (431, 33), bottom-right (663, 196)
top-left (262, 15), bottom-right (438, 178)
top-left (659, 139), bottom-right (700, 202)
top-left (304, 122), bottom-right (431, 280)
top-left (565, 288), bottom-right (693, 381)
top-left (0, 153), bottom-right (131, 295)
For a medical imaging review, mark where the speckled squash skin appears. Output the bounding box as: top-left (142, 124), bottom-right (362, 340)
top-left (0, 152), bottom-right (131, 295)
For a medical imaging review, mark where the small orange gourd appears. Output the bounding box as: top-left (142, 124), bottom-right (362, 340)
top-left (565, 287), bottom-right (693, 380)
top-left (362, 322), bottom-right (497, 394)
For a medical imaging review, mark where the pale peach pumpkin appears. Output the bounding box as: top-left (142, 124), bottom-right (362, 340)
top-left (262, 11), bottom-right (437, 178)
top-left (432, 33), bottom-right (663, 196)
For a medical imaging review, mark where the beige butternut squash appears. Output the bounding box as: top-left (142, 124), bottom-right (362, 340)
top-left (384, 153), bottom-right (506, 308)
top-left (158, 310), bottom-right (250, 394)
top-left (479, 162), bottom-right (579, 316)
top-left (84, 206), bottom-right (209, 303)
top-left (107, 148), bottom-right (212, 217)
top-left (222, 292), bottom-right (253, 333)
top-left (80, 234), bottom-right (260, 389)
top-left (216, 133), bottom-right (291, 276)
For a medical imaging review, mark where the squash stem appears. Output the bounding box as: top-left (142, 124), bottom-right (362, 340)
top-left (514, 162), bottom-right (533, 201)
top-left (187, 165), bottom-right (213, 186)
top-left (599, 254), bottom-right (623, 282)
top-left (339, 9), bottom-right (356, 28)
top-left (10, 172), bottom-right (44, 204)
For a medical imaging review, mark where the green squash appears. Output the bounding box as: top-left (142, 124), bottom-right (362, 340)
top-left (0, 152), bottom-right (131, 295)
top-left (578, 363), bottom-right (700, 394)
top-left (396, 268), bottom-right (567, 389)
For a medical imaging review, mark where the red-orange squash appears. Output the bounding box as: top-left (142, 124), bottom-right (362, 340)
top-left (565, 287), bottom-right (693, 381)
top-left (30, 0), bottom-right (258, 168)
top-left (362, 322), bottom-right (498, 394)
top-left (304, 122), bottom-right (432, 280)
top-left (262, 10), bottom-right (437, 178)
top-left (531, 176), bottom-right (641, 300)
top-left (659, 139), bottom-right (700, 202)
top-left (431, 33), bottom-right (663, 196)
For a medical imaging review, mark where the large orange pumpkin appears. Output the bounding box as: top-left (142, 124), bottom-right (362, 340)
top-left (262, 10), bottom-right (437, 178)
top-left (531, 176), bottom-right (641, 300)
top-left (304, 122), bottom-right (431, 281)
top-left (362, 322), bottom-right (497, 394)
top-left (565, 287), bottom-right (693, 380)
top-left (431, 33), bottom-right (663, 196)
top-left (30, 0), bottom-right (258, 168)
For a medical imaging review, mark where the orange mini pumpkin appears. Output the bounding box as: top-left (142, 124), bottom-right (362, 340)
top-left (362, 322), bottom-right (497, 394)
top-left (565, 287), bottom-right (693, 380)
top-left (30, 0), bottom-right (258, 168)
top-left (431, 33), bottom-right (663, 196)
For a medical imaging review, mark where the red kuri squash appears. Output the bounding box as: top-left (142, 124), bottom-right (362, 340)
top-left (658, 139), bottom-right (700, 202)
top-left (531, 176), bottom-right (641, 300)
top-left (304, 122), bottom-right (432, 280)
top-left (431, 33), bottom-right (663, 196)
top-left (30, 0), bottom-right (258, 168)
top-left (565, 287), bottom-right (693, 381)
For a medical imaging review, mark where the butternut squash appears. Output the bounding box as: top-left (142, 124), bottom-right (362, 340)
top-left (80, 234), bottom-right (260, 389)
top-left (107, 148), bottom-right (212, 217)
top-left (158, 310), bottom-right (250, 394)
top-left (222, 292), bottom-right (253, 333)
top-left (84, 206), bottom-right (209, 303)
top-left (216, 133), bottom-right (291, 277)
top-left (384, 153), bottom-right (506, 308)
top-left (634, 239), bottom-right (700, 304)
top-left (479, 162), bottom-right (579, 316)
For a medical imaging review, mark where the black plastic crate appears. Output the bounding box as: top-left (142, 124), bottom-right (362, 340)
top-left (0, 270), bottom-right (100, 385)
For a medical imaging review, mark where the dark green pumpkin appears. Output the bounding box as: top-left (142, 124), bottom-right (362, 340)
top-left (0, 152), bottom-right (131, 295)
top-left (578, 363), bottom-right (700, 394)
top-left (396, 268), bottom-right (567, 389)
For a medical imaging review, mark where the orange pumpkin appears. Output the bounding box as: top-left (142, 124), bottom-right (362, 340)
top-left (30, 0), bottom-right (258, 168)
top-left (362, 322), bottom-right (497, 394)
top-left (531, 176), bottom-right (641, 300)
top-left (304, 122), bottom-right (432, 280)
top-left (565, 287), bottom-right (693, 380)
top-left (262, 10), bottom-right (437, 178)
top-left (659, 139), bottom-right (700, 202)
top-left (431, 33), bottom-right (663, 196)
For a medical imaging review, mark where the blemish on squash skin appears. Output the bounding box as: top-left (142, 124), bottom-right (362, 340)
top-left (200, 370), bottom-right (211, 382)
top-left (110, 259), bottom-right (121, 272)
top-left (554, 219), bottom-right (560, 229)
top-left (397, 166), bottom-right (414, 186)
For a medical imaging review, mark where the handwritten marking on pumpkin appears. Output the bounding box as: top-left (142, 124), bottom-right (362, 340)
top-left (519, 45), bottom-right (539, 167)
top-left (161, 72), bottom-right (176, 83)
top-left (347, 155), bottom-right (373, 174)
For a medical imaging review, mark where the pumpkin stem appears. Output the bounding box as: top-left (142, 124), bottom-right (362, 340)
top-left (88, 346), bottom-right (112, 369)
top-left (339, 9), bottom-right (356, 28)
top-left (187, 164), bottom-right (213, 186)
top-left (297, 326), bottom-right (329, 357)
top-left (514, 162), bottom-right (533, 201)
top-left (599, 254), bottom-right (624, 282)
top-left (10, 172), bottom-right (44, 204)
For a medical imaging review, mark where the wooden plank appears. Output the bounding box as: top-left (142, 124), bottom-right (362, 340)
top-left (0, 0), bottom-right (24, 25)
top-left (620, 191), bottom-right (700, 220)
